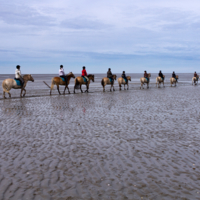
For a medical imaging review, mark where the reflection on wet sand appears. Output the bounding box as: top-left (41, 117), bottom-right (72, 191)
top-left (0, 86), bottom-right (200, 199)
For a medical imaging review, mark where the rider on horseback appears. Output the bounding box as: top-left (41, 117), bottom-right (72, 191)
top-left (15, 65), bottom-right (24, 87)
top-left (158, 70), bottom-right (164, 80)
top-left (82, 66), bottom-right (89, 84)
top-left (122, 71), bottom-right (128, 83)
top-left (107, 68), bottom-right (113, 83)
top-left (172, 71), bottom-right (178, 82)
top-left (59, 65), bottom-right (68, 85)
top-left (144, 71), bottom-right (149, 82)
top-left (194, 71), bottom-right (198, 80)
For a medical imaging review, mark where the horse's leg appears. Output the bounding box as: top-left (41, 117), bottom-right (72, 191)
top-left (119, 84), bottom-right (121, 91)
top-left (110, 84), bottom-right (112, 92)
top-left (67, 86), bottom-right (70, 94)
top-left (3, 91), bottom-right (7, 99)
top-left (124, 84), bottom-right (126, 90)
top-left (80, 85), bottom-right (83, 93)
top-left (20, 88), bottom-right (23, 97)
top-left (57, 85), bottom-right (61, 95)
top-left (23, 89), bottom-right (26, 97)
top-left (63, 86), bottom-right (67, 95)
top-left (127, 83), bottom-right (129, 90)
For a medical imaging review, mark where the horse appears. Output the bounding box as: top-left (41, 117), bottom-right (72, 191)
top-left (192, 75), bottom-right (199, 85)
top-left (2, 74), bottom-right (34, 99)
top-left (156, 75), bottom-right (165, 88)
top-left (170, 75), bottom-right (179, 87)
top-left (43, 72), bottom-right (75, 95)
top-left (74, 74), bottom-right (94, 93)
top-left (118, 76), bottom-right (131, 90)
top-left (101, 75), bottom-right (117, 92)
top-left (140, 73), bottom-right (151, 89)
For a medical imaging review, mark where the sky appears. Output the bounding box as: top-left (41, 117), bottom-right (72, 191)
top-left (0, 0), bottom-right (200, 74)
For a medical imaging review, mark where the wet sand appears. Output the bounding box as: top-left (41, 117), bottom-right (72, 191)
top-left (0, 81), bottom-right (200, 199)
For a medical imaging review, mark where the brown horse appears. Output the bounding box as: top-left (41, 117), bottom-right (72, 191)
top-left (101, 75), bottom-right (117, 92)
top-left (43, 72), bottom-right (75, 95)
top-left (74, 74), bottom-right (94, 93)
top-left (140, 73), bottom-right (151, 89)
top-left (2, 74), bottom-right (34, 99)
top-left (118, 76), bottom-right (131, 90)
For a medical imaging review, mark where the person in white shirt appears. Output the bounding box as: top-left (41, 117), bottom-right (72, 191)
top-left (59, 65), bottom-right (67, 85)
top-left (15, 65), bottom-right (24, 86)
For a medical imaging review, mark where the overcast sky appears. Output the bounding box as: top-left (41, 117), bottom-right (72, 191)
top-left (0, 0), bottom-right (200, 74)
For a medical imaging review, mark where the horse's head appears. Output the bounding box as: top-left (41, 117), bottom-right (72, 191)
top-left (127, 76), bottom-right (131, 81)
top-left (148, 73), bottom-right (151, 78)
top-left (163, 75), bottom-right (165, 78)
top-left (176, 75), bottom-right (179, 79)
top-left (113, 75), bottom-right (117, 80)
top-left (68, 72), bottom-right (75, 79)
top-left (88, 74), bottom-right (95, 82)
top-left (24, 74), bottom-right (34, 82)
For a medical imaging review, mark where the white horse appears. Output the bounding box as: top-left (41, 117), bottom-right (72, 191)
top-left (140, 73), bottom-right (151, 89)
top-left (170, 75), bottom-right (179, 87)
top-left (2, 74), bottom-right (34, 99)
top-left (192, 75), bottom-right (199, 85)
top-left (156, 75), bottom-right (165, 88)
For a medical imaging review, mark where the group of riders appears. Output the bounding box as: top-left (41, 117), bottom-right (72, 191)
top-left (14, 65), bottom-right (199, 87)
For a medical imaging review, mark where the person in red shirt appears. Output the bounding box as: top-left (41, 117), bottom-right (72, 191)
top-left (82, 66), bottom-right (89, 83)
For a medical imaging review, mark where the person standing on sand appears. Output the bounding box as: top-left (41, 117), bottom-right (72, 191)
top-left (59, 65), bottom-right (68, 86)
top-left (15, 65), bottom-right (24, 87)
top-left (107, 68), bottom-right (113, 83)
top-left (82, 66), bottom-right (89, 84)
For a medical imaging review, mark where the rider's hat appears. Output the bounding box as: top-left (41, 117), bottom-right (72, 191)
top-left (16, 65), bottom-right (20, 69)
top-left (123, 71), bottom-right (125, 73)
top-left (83, 66), bottom-right (85, 69)
top-left (60, 65), bottom-right (63, 68)
top-left (144, 70), bottom-right (146, 72)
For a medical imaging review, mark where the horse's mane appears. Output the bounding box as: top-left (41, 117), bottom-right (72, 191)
top-left (88, 74), bottom-right (94, 77)
top-left (66, 72), bottom-right (73, 77)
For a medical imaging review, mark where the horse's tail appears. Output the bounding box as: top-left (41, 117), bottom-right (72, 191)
top-left (43, 81), bottom-right (51, 88)
top-left (50, 78), bottom-right (55, 90)
top-left (2, 80), bottom-right (9, 93)
top-left (101, 79), bottom-right (104, 87)
top-left (75, 78), bottom-right (80, 86)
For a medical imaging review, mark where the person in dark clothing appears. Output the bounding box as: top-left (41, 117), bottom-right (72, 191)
top-left (59, 65), bottom-right (68, 85)
top-left (15, 65), bottom-right (24, 86)
top-left (172, 71), bottom-right (178, 82)
top-left (122, 71), bottom-right (128, 83)
top-left (158, 70), bottom-right (164, 80)
top-left (194, 71), bottom-right (198, 80)
top-left (144, 71), bottom-right (149, 81)
top-left (107, 68), bottom-right (113, 83)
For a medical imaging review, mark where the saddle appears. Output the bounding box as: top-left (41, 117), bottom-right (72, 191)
top-left (109, 78), bottom-right (113, 83)
top-left (61, 77), bottom-right (66, 82)
top-left (123, 78), bottom-right (127, 83)
top-left (83, 77), bottom-right (87, 82)
top-left (14, 79), bottom-right (22, 86)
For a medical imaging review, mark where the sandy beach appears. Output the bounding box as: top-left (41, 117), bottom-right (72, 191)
top-left (0, 74), bottom-right (200, 199)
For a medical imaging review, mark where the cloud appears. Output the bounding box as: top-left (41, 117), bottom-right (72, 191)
top-left (0, 0), bottom-right (200, 73)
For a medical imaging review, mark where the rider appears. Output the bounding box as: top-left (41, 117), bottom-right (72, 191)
top-left (144, 71), bottom-right (149, 82)
top-left (122, 71), bottom-right (128, 83)
top-left (172, 71), bottom-right (178, 82)
top-left (107, 68), bottom-right (113, 83)
top-left (15, 65), bottom-right (24, 86)
top-left (194, 71), bottom-right (198, 80)
top-left (82, 66), bottom-right (89, 84)
top-left (59, 65), bottom-right (68, 85)
top-left (158, 70), bottom-right (164, 80)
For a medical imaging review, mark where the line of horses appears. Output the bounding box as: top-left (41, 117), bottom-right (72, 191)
top-left (1, 73), bottom-right (199, 99)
